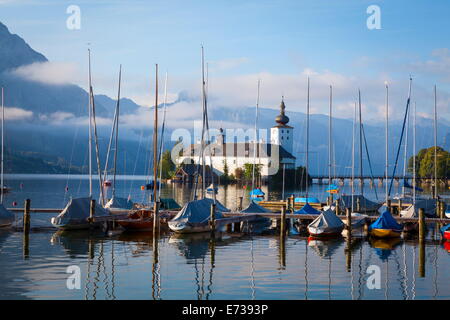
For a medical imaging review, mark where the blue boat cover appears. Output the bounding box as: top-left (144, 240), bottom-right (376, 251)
top-left (249, 188), bottom-right (265, 197)
top-left (403, 180), bottom-right (424, 192)
top-left (369, 210), bottom-right (403, 231)
top-left (240, 201), bottom-right (271, 214)
top-left (295, 197), bottom-right (320, 204)
top-left (440, 223), bottom-right (450, 234)
top-left (294, 203), bottom-right (320, 215)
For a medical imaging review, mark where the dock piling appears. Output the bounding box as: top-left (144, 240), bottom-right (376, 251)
top-left (238, 196), bottom-right (243, 211)
top-left (23, 199), bottom-right (31, 235)
top-left (22, 199), bottom-right (31, 259)
top-left (89, 199), bottom-right (95, 225)
top-left (210, 203), bottom-right (216, 233)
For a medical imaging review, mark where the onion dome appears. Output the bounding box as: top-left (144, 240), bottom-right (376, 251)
top-left (275, 99), bottom-right (289, 125)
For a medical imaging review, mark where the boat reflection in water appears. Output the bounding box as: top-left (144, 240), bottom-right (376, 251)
top-left (369, 237), bottom-right (402, 261)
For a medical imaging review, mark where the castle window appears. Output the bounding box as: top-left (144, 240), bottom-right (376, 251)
top-left (281, 136), bottom-right (284, 140)
top-left (281, 130), bottom-right (284, 133)
top-left (287, 137), bottom-right (289, 140)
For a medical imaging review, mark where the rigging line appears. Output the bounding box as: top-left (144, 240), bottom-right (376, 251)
top-left (361, 123), bottom-right (379, 200)
top-left (389, 77), bottom-right (412, 196)
top-left (112, 66), bottom-right (121, 199)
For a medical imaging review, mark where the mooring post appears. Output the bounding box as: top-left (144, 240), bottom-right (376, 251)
top-left (439, 200), bottom-right (444, 219)
top-left (280, 206), bottom-right (286, 237)
top-left (210, 203), bottom-right (216, 233)
top-left (398, 199), bottom-right (402, 214)
top-left (89, 199), bottom-right (96, 226)
top-left (23, 199), bottom-right (31, 235)
top-left (356, 197), bottom-right (360, 212)
top-left (23, 199), bottom-right (31, 259)
top-left (387, 199), bottom-right (391, 212)
top-left (279, 206), bottom-right (286, 268)
top-left (419, 208), bottom-right (425, 243)
top-left (153, 201), bottom-right (160, 235)
top-left (238, 196), bottom-right (243, 211)
top-left (335, 198), bottom-right (340, 215)
top-left (290, 195), bottom-right (295, 212)
top-left (346, 207), bottom-right (352, 237)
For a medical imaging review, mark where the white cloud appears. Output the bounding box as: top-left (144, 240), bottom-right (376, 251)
top-left (11, 61), bottom-right (80, 85)
top-left (4, 107), bottom-right (33, 120)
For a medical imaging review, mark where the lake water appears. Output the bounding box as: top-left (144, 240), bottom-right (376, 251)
top-left (0, 175), bottom-right (449, 300)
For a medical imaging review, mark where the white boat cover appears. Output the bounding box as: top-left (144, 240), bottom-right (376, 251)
top-left (104, 196), bottom-right (133, 210)
top-left (240, 201), bottom-right (271, 214)
top-left (52, 197), bottom-right (110, 226)
top-left (308, 209), bottom-right (344, 231)
top-left (0, 203), bottom-right (14, 226)
top-left (170, 198), bottom-right (229, 224)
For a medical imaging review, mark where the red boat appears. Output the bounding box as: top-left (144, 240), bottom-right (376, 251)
top-left (117, 210), bottom-right (154, 231)
top-left (117, 209), bottom-right (174, 231)
top-left (444, 231), bottom-right (450, 241)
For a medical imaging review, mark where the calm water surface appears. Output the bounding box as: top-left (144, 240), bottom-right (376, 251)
top-left (0, 175), bottom-right (449, 300)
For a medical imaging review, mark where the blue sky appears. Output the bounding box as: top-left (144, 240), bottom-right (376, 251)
top-left (1, 0), bottom-right (449, 122)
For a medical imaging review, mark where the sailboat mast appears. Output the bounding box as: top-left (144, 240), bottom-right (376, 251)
top-left (252, 79), bottom-right (260, 192)
top-left (434, 85), bottom-right (437, 199)
top-left (158, 72), bottom-right (168, 201)
top-left (1, 87), bottom-right (4, 204)
top-left (306, 77), bottom-right (310, 201)
top-left (351, 102), bottom-right (356, 213)
top-left (112, 65), bottom-right (122, 199)
top-left (328, 85), bottom-right (332, 192)
top-left (88, 49), bottom-right (93, 197)
top-left (358, 90), bottom-right (363, 196)
top-left (385, 83), bottom-right (389, 206)
top-left (153, 64), bottom-right (159, 205)
top-left (413, 102), bottom-right (416, 205)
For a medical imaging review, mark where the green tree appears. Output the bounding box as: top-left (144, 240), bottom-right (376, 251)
top-left (160, 150), bottom-right (176, 179)
top-left (243, 163), bottom-right (262, 181)
top-left (408, 146), bottom-right (449, 178)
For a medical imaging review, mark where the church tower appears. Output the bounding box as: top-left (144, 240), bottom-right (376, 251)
top-left (270, 98), bottom-right (294, 154)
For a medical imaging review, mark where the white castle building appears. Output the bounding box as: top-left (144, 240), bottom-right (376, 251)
top-left (176, 99), bottom-right (296, 178)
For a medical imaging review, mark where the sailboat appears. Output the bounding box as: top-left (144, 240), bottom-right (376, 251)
top-left (295, 77), bottom-right (320, 212)
top-left (249, 79), bottom-right (265, 201)
top-left (117, 64), bottom-right (161, 231)
top-left (102, 65), bottom-right (134, 212)
top-left (369, 82), bottom-right (403, 238)
top-left (342, 100), bottom-right (367, 237)
top-left (169, 47), bottom-right (228, 233)
top-left (51, 49), bottom-right (111, 230)
top-left (0, 87), bottom-right (14, 228)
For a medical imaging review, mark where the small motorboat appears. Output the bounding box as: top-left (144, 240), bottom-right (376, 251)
top-left (295, 197), bottom-right (320, 205)
top-left (0, 204), bottom-right (14, 228)
top-left (51, 197), bottom-right (111, 230)
top-left (307, 209), bottom-right (345, 238)
top-left (368, 209), bottom-right (403, 238)
top-left (116, 209), bottom-right (154, 231)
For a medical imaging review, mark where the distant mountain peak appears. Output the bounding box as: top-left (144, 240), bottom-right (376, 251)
top-left (0, 21), bottom-right (47, 73)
